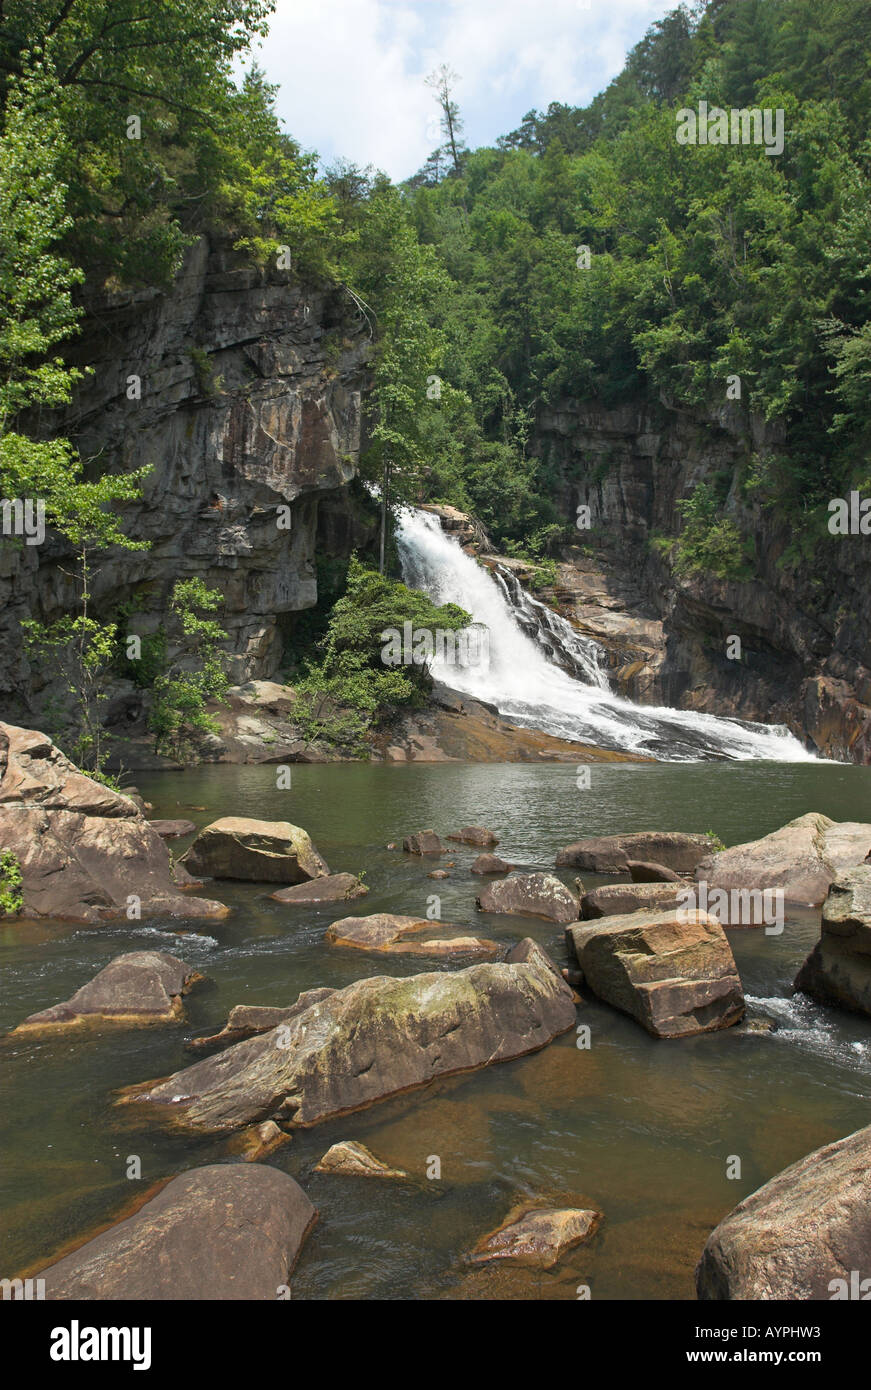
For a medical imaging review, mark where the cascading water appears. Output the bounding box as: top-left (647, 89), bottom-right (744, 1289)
top-left (396, 507), bottom-right (817, 762)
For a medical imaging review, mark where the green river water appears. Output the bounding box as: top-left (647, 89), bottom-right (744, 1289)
top-left (2, 758), bottom-right (870, 1299)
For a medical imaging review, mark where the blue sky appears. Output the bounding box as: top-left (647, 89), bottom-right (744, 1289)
top-left (244, 0), bottom-right (677, 181)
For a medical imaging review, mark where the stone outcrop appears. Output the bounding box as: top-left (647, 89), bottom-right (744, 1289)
top-left (556, 831), bottom-right (710, 874)
top-left (33, 1164), bottom-right (316, 1300)
top-left (325, 912), bottom-right (502, 958)
top-left (695, 813), bottom-right (871, 906)
top-left (182, 816), bottom-right (329, 883)
top-left (696, 1123), bottom-right (871, 1299)
top-left (628, 860), bottom-right (681, 882)
top-left (471, 853), bottom-right (515, 874)
top-left (149, 819), bottom-right (196, 839)
top-left (123, 939), bottom-right (576, 1134)
top-left (468, 1202), bottom-right (601, 1270)
top-left (794, 866), bottom-right (871, 1016)
top-left (476, 872), bottom-right (579, 923)
top-left (448, 826), bottom-right (500, 847)
top-left (189, 988), bottom-right (336, 1050)
top-left (0, 723), bottom-right (226, 922)
top-left (566, 908), bottom-right (744, 1038)
top-left (581, 881), bottom-right (684, 919)
top-left (314, 1141), bottom-right (407, 1179)
top-left (11, 952), bottom-right (203, 1033)
top-left (270, 873), bottom-right (367, 904)
top-left (402, 830), bottom-right (445, 855)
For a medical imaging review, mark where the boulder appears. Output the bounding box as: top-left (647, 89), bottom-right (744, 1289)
top-left (471, 854), bottom-right (515, 875)
top-left (448, 826), bottom-right (500, 847)
top-left (566, 909), bottom-right (744, 1038)
top-left (696, 1122), bottom-right (871, 1300)
top-left (325, 912), bottom-right (502, 958)
top-left (627, 860), bottom-right (681, 883)
top-left (468, 1202), bottom-right (601, 1269)
top-left (270, 873), bottom-right (367, 905)
top-left (34, 1164), bottom-right (316, 1300)
top-left (189, 988), bottom-right (336, 1050)
top-left (230, 1119), bottom-right (291, 1162)
top-left (402, 829), bottom-right (444, 855)
top-left (315, 1141), bottom-right (407, 1179)
top-left (123, 939), bottom-right (576, 1134)
top-left (556, 831), bottom-right (710, 874)
top-left (182, 816), bottom-right (329, 883)
top-left (581, 881), bottom-right (684, 919)
top-left (149, 819), bottom-right (196, 839)
top-left (427, 869), bottom-right (450, 880)
top-left (476, 872), bottom-right (579, 923)
top-left (694, 812), bottom-right (871, 906)
top-left (11, 952), bottom-right (203, 1033)
top-left (794, 866), bottom-right (871, 1016)
top-left (0, 723), bottom-right (227, 923)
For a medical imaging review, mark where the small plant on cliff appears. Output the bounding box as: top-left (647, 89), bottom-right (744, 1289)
top-left (672, 484), bottom-right (752, 581)
top-left (705, 830), bottom-right (726, 853)
top-left (149, 580), bottom-right (230, 764)
top-left (0, 849), bottom-right (23, 917)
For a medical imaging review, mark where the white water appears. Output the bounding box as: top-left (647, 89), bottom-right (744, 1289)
top-left (396, 507), bottom-right (817, 762)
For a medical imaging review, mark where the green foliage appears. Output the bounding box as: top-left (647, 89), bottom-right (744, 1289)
top-left (0, 849), bottom-right (23, 917)
top-left (149, 580), bottom-right (230, 764)
top-left (672, 482), bottom-right (751, 580)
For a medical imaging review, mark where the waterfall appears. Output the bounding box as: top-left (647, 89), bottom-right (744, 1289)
top-left (395, 506), bottom-right (816, 762)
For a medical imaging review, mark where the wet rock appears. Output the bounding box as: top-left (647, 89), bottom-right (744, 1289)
top-left (182, 816), bottom-right (329, 883)
top-left (270, 873), bottom-right (368, 904)
top-left (468, 1202), bottom-right (601, 1269)
top-left (581, 881), bottom-right (684, 919)
top-left (695, 812), bottom-right (871, 907)
top-left (325, 912), bottom-right (502, 958)
top-left (231, 1119), bottom-right (291, 1162)
top-left (0, 723), bottom-right (227, 923)
top-left (556, 831), bottom-right (710, 875)
top-left (11, 952), bottom-right (204, 1033)
top-left (188, 988), bottom-right (336, 1050)
top-left (794, 866), bottom-right (871, 1016)
top-left (735, 1015), bottom-right (778, 1035)
top-left (476, 872), bottom-right (579, 923)
top-left (402, 829), bottom-right (444, 855)
top-left (566, 909), bottom-right (744, 1038)
top-left (428, 869), bottom-right (450, 879)
top-left (448, 826), bottom-right (500, 847)
top-left (627, 860), bottom-right (682, 883)
top-left (124, 940), bottom-right (577, 1134)
top-left (696, 1122), bottom-right (871, 1299)
top-left (34, 1164), bottom-right (316, 1300)
top-left (314, 1140), bottom-right (407, 1179)
top-left (149, 819), bottom-right (196, 839)
top-left (471, 854), bottom-right (515, 874)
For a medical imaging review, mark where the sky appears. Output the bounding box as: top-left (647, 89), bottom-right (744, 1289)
top-left (245, 0), bottom-right (678, 181)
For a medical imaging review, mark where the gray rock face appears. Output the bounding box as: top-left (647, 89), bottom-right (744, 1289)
top-left (182, 816), bottom-right (329, 883)
top-left (34, 1164), bottom-right (316, 1300)
top-left (695, 813), bottom-right (871, 906)
top-left (566, 908), bottom-right (744, 1038)
top-left (794, 866), bottom-right (871, 1016)
top-left (556, 831), bottom-right (710, 874)
top-left (124, 939), bottom-right (576, 1134)
top-left (0, 723), bottom-right (227, 922)
top-left (12, 951), bottom-right (202, 1032)
top-left (696, 1123), bottom-right (871, 1299)
top-left (581, 881), bottom-right (684, 918)
top-left (476, 872), bottom-right (580, 923)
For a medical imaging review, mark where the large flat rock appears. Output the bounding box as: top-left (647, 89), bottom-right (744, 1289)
top-left (11, 952), bottom-right (203, 1033)
top-left (325, 912), bottom-right (502, 958)
top-left (556, 831), bottom-right (710, 874)
top-left (695, 812), bottom-right (871, 906)
top-left (34, 1164), bottom-right (316, 1300)
top-left (0, 723), bottom-right (227, 922)
top-left (270, 873), bottom-right (368, 904)
top-left (182, 816), bottom-right (329, 883)
top-left (566, 908), bottom-right (744, 1038)
top-left (794, 865), bottom-right (871, 1016)
top-left (124, 939), bottom-right (576, 1133)
top-left (696, 1123), bottom-right (871, 1299)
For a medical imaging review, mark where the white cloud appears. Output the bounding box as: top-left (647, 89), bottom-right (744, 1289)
top-left (248, 0), bottom-right (675, 180)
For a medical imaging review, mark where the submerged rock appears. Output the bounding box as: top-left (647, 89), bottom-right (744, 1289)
top-left (231, 1119), bottom-right (291, 1162)
top-left (581, 881), bottom-right (684, 918)
top-left (794, 865), bottom-right (871, 1016)
top-left (468, 1202), bottom-right (601, 1270)
top-left (448, 826), bottom-right (500, 847)
top-left (566, 908), bottom-right (744, 1038)
top-left (315, 1141), bottom-right (407, 1179)
top-left (325, 912), bottom-right (502, 958)
top-left (696, 1122), bottom-right (871, 1299)
top-left (0, 723), bottom-right (227, 923)
top-left (182, 816), bottom-right (329, 883)
top-left (476, 872), bottom-right (579, 923)
top-left (402, 829), bottom-right (445, 855)
top-left (694, 812), bottom-right (871, 906)
top-left (556, 831), bottom-right (710, 874)
top-left (11, 952), bottom-right (204, 1033)
top-left (33, 1164), bottom-right (316, 1300)
top-left (471, 854), bottom-right (515, 874)
top-left (123, 939), bottom-right (576, 1134)
top-left (270, 873), bottom-right (368, 904)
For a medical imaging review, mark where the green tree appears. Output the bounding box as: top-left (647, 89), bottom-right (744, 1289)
top-left (149, 579), bottom-right (230, 764)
